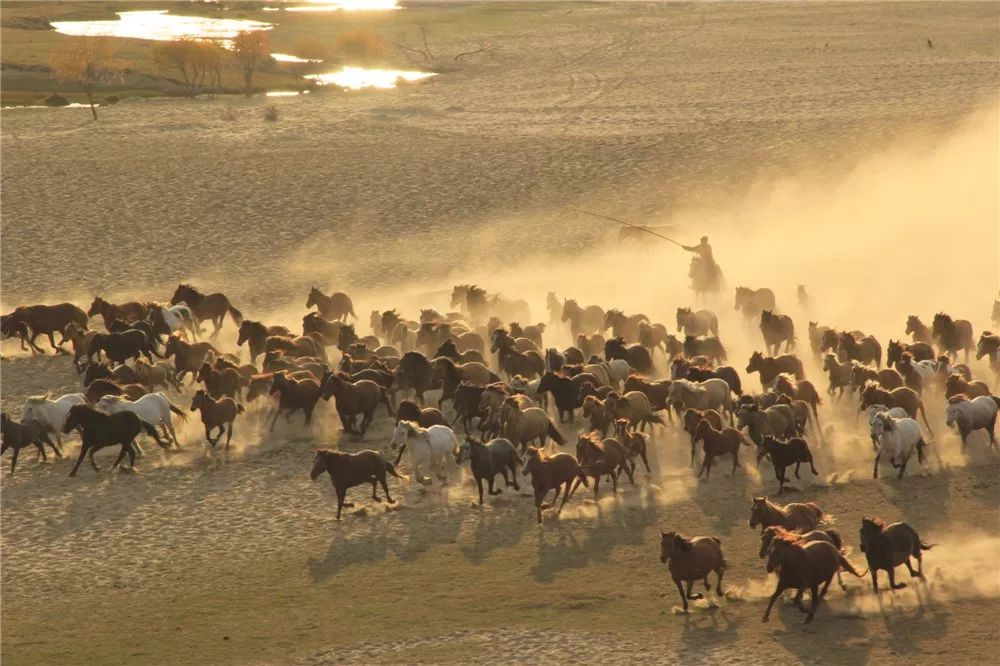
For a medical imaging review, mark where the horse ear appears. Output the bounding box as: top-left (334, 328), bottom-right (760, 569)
top-left (659, 529), bottom-right (666, 537)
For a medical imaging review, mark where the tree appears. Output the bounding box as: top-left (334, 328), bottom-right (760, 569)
top-left (333, 28), bottom-right (388, 63)
top-left (152, 38), bottom-right (201, 95)
top-left (231, 30), bottom-right (269, 97)
top-left (49, 36), bottom-right (125, 120)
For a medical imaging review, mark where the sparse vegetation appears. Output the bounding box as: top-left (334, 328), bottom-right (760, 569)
top-left (333, 28), bottom-right (388, 63)
top-left (49, 36), bottom-right (125, 119)
top-left (152, 38), bottom-right (224, 96)
top-left (263, 104), bottom-right (279, 122)
top-left (232, 30), bottom-right (270, 97)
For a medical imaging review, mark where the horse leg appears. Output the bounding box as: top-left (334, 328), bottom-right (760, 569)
top-left (269, 407), bottom-right (282, 432)
top-left (641, 450), bottom-right (651, 474)
top-left (475, 477), bottom-right (485, 505)
top-left (794, 461), bottom-right (802, 479)
top-left (870, 569), bottom-right (880, 592)
top-left (69, 446), bottom-right (88, 477)
top-left (592, 475), bottom-right (600, 499)
top-left (47, 331), bottom-right (65, 353)
top-left (89, 448), bottom-right (100, 472)
top-left (534, 491), bottom-right (544, 523)
top-left (897, 456), bottom-right (909, 479)
top-left (557, 481), bottom-right (573, 515)
top-left (225, 421), bottom-right (235, 450)
top-left (837, 570), bottom-right (846, 590)
top-left (873, 451), bottom-right (881, 479)
top-left (762, 583), bottom-right (784, 622)
top-left (715, 567), bottom-right (725, 596)
top-left (804, 584), bottom-right (820, 623)
top-left (675, 580), bottom-right (689, 612)
top-left (111, 444), bottom-right (128, 470)
top-left (731, 450), bottom-right (738, 476)
top-left (370, 478), bottom-right (381, 502)
top-left (335, 487), bottom-right (347, 520)
top-left (887, 566), bottom-right (906, 590)
top-left (819, 576), bottom-right (833, 599)
top-left (9, 448), bottom-right (19, 474)
top-left (685, 579), bottom-right (704, 600)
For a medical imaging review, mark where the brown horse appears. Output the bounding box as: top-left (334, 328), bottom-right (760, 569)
top-left (432, 357), bottom-right (499, 409)
top-left (237, 320), bottom-right (291, 363)
top-left (582, 395), bottom-right (613, 435)
top-left (658, 531), bottom-right (726, 612)
top-left (573, 432), bottom-right (633, 496)
top-left (310, 449), bottom-right (404, 519)
top-left (905, 315), bottom-right (933, 344)
top-left (838, 332), bottom-right (882, 368)
top-left (1, 413), bottom-right (61, 473)
top-left (822, 353), bottom-right (853, 398)
top-left (196, 362), bottom-right (243, 400)
top-left (749, 496), bottom-right (827, 533)
top-left (537, 371), bottom-right (600, 423)
top-left (943, 373), bottom-right (990, 399)
top-left (762, 528), bottom-right (865, 623)
top-left (757, 435), bottom-right (818, 493)
top-left (682, 335), bottom-right (727, 365)
top-left (493, 334), bottom-right (545, 380)
top-left (302, 312), bottom-right (343, 346)
top-left (692, 419), bottom-right (752, 479)
top-left (859, 381), bottom-right (934, 434)
top-left (320, 373), bottom-right (390, 436)
top-left (624, 374), bottom-right (672, 411)
top-left (268, 371), bottom-right (322, 431)
top-left (63, 404), bottom-right (154, 476)
top-left (61, 322), bottom-right (99, 371)
top-left (605, 337), bottom-right (654, 374)
top-left (521, 447), bottom-right (588, 523)
top-left (932, 312), bottom-right (974, 361)
top-left (305, 287), bottom-right (355, 323)
top-left (734, 286), bottom-right (776, 320)
top-left (88, 296), bottom-right (147, 330)
top-left (84, 380), bottom-right (148, 404)
top-left (887, 339), bottom-right (935, 366)
top-left (165, 335), bottom-right (217, 384)
top-left (395, 399), bottom-right (448, 428)
top-left (603, 309), bottom-right (649, 343)
top-left (3, 303), bottom-right (89, 354)
top-left (170, 284), bottom-right (243, 337)
top-left (746, 351), bottom-right (804, 389)
top-left (851, 363), bottom-right (902, 393)
top-left (859, 517), bottom-right (933, 592)
top-left (190, 389), bottom-right (244, 449)
top-left (760, 310), bottom-right (795, 355)
top-left (676, 307), bottom-right (719, 338)
top-left (87, 330), bottom-right (160, 365)
top-left (683, 408), bottom-right (723, 466)
top-left (772, 373), bottom-right (821, 425)
top-left (561, 299), bottom-right (605, 337)
top-left (614, 419), bottom-right (650, 475)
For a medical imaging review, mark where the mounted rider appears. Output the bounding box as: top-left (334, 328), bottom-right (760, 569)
top-left (682, 236), bottom-right (721, 294)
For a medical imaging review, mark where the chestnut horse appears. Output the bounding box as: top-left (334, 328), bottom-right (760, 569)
top-left (2, 303), bottom-right (88, 354)
top-left (521, 447), bottom-right (588, 523)
top-left (170, 284), bottom-right (243, 338)
top-left (658, 531), bottom-right (726, 612)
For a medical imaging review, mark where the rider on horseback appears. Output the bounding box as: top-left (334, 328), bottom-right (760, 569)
top-left (682, 236), bottom-right (722, 294)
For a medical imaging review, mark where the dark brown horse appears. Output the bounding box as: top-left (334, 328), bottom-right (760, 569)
top-left (87, 330), bottom-right (159, 365)
top-left (88, 296), bottom-right (147, 330)
top-left (3, 303), bottom-right (89, 354)
top-left (63, 404), bottom-right (155, 476)
top-left (1, 413), bottom-right (61, 473)
top-left (734, 286), bottom-right (776, 320)
top-left (772, 374), bottom-right (821, 426)
top-left (614, 419), bottom-right (650, 475)
top-left (859, 517), bottom-right (933, 592)
top-left (165, 335), bottom-right (217, 384)
top-left (451, 382), bottom-right (485, 432)
top-left (306, 287), bottom-right (356, 323)
top-left (682, 335), bottom-right (727, 364)
top-left (692, 419), bottom-right (752, 479)
top-left (683, 408), bottom-right (723, 466)
top-left (746, 351), bottom-right (804, 390)
top-left (560, 299), bottom-right (605, 337)
top-left (760, 310), bottom-right (795, 355)
top-left (269, 371), bottom-right (322, 431)
top-left (395, 399), bottom-right (448, 428)
top-left (604, 337), bottom-right (653, 374)
top-left (170, 284), bottom-right (243, 337)
top-left (944, 373), bottom-right (990, 399)
top-left (237, 320), bottom-right (291, 363)
top-left (887, 339), bottom-right (935, 366)
top-left (537, 371), bottom-right (600, 423)
top-left (749, 496), bottom-right (827, 533)
top-left (302, 312), bottom-right (343, 346)
top-left (658, 531), bottom-right (726, 612)
top-left (905, 315), bottom-right (933, 344)
top-left (320, 372), bottom-right (390, 436)
top-left (932, 312), bottom-right (974, 361)
top-left (838, 332), bottom-right (882, 368)
top-left (190, 389), bottom-right (244, 449)
top-left (573, 432), bottom-right (633, 496)
top-left (521, 447), bottom-right (588, 523)
top-left (624, 374), bottom-right (672, 411)
top-left (310, 449), bottom-right (404, 519)
top-left (859, 381), bottom-right (933, 434)
top-left (757, 435), bottom-right (818, 493)
top-left (196, 362), bottom-right (243, 400)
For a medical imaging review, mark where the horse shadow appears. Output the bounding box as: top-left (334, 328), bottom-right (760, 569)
top-left (767, 602), bottom-right (870, 664)
top-left (691, 472), bottom-right (753, 537)
top-left (677, 610), bottom-right (742, 665)
top-left (873, 582), bottom-right (949, 655)
top-left (458, 498), bottom-right (533, 564)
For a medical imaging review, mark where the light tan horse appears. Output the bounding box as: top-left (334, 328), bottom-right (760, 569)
top-left (749, 496), bottom-right (827, 533)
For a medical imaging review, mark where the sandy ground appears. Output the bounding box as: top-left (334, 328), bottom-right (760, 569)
top-left (2, 1), bottom-right (1000, 665)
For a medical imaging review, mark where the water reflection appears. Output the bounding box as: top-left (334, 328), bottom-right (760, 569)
top-left (271, 53), bottom-right (322, 63)
top-left (306, 66), bottom-right (435, 90)
top-left (51, 10), bottom-right (271, 42)
top-left (264, 1), bottom-right (400, 11)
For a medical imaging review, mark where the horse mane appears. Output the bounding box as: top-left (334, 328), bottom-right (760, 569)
top-left (25, 393), bottom-right (52, 403)
top-left (674, 533), bottom-right (695, 551)
top-left (947, 393), bottom-right (970, 403)
top-left (862, 516), bottom-right (887, 530)
top-left (770, 526), bottom-right (804, 546)
top-left (578, 431), bottom-right (602, 447)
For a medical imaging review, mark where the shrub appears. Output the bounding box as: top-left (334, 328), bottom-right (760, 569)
top-left (43, 93), bottom-right (70, 107)
top-left (333, 28), bottom-right (387, 63)
top-left (263, 105), bottom-right (279, 122)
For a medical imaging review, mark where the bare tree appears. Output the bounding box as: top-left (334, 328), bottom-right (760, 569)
top-left (231, 30), bottom-right (270, 97)
top-left (49, 36), bottom-right (125, 120)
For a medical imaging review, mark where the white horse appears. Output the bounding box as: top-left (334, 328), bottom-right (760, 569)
top-left (95, 393), bottom-right (187, 449)
top-left (151, 303), bottom-right (199, 339)
top-left (389, 421), bottom-right (458, 485)
top-left (20, 393), bottom-right (86, 446)
top-left (945, 395), bottom-right (999, 450)
top-left (605, 358), bottom-right (631, 387)
top-left (667, 378), bottom-right (734, 421)
top-left (509, 375), bottom-right (546, 410)
top-left (869, 412), bottom-right (927, 479)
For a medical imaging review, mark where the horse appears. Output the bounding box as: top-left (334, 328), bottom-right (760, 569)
top-left (573, 432), bottom-right (633, 496)
top-left (894, 353), bottom-right (925, 394)
top-left (96, 393), bottom-right (187, 449)
top-left (2, 303), bottom-right (89, 354)
top-left (560, 299), bottom-right (605, 337)
top-left (734, 286), bottom-right (776, 321)
top-left (537, 371), bottom-right (599, 423)
top-left (614, 419), bottom-right (651, 475)
top-left (887, 339), bottom-right (935, 366)
top-left (682, 335), bottom-right (727, 365)
top-left (499, 398), bottom-right (565, 450)
top-left (672, 357), bottom-right (742, 397)
top-left (749, 496), bottom-right (827, 533)
top-left (759, 310), bottom-right (795, 355)
top-left (509, 322), bottom-right (545, 350)
top-left (859, 381), bottom-right (934, 435)
top-left (170, 284), bottom-right (243, 337)
top-left (603, 309), bottom-right (649, 343)
top-left (238, 320), bottom-right (290, 363)
top-left (85, 379), bottom-right (147, 404)
top-left (148, 302), bottom-right (199, 340)
top-left (196, 362), bottom-right (243, 400)
top-left (838, 332), bottom-right (882, 368)
top-left (396, 351), bottom-right (436, 404)
top-left (676, 307), bottom-right (718, 338)
top-left (771, 373), bottom-right (820, 424)
top-left (521, 447), bottom-right (588, 523)
top-left (869, 411), bottom-right (927, 479)
top-left (190, 390), bottom-right (244, 449)
top-left (932, 312), bottom-right (974, 361)
top-left (63, 404), bottom-right (155, 476)
top-left (944, 373), bottom-right (990, 400)
top-left (582, 395), bottom-right (613, 436)
top-left (636, 321), bottom-right (674, 357)
top-left (389, 421), bottom-right (457, 485)
top-left (493, 338), bottom-right (545, 380)
top-left (604, 337), bottom-right (653, 374)
top-left (808, 322), bottom-right (832, 360)
top-left (165, 335), bottom-right (217, 384)
top-left (1, 314), bottom-right (33, 352)
top-left (432, 357), bottom-right (499, 409)
top-left (305, 287), bottom-right (355, 323)
top-left (576, 333), bottom-right (606, 360)
top-left (667, 379), bottom-right (735, 424)
top-left (268, 371), bottom-right (322, 431)
top-left (20, 392), bottom-right (87, 448)
top-left (658, 531), bottom-right (726, 613)
top-left (976, 332), bottom-right (1000, 383)
top-left (762, 528), bottom-right (865, 623)
top-left (737, 403), bottom-right (799, 445)
top-left (624, 374), bottom-right (672, 412)
top-left (603, 390), bottom-right (663, 432)
top-left (1, 413), bottom-right (61, 473)
top-left (396, 399), bottom-right (449, 428)
top-left (757, 435), bottom-right (818, 493)
top-left (310, 449), bottom-right (404, 519)
top-left (747, 351), bottom-right (804, 390)
top-left (433, 338), bottom-right (485, 366)
top-left (692, 419), bottom-right (752, 479)
top-left (859, 517), bottom-right (933, 592)
top-left (455, 436), bottom-right (522, 504)
top-left (945, 394), bottom-right (999, 451)
top-left (320, 373), bottom-right (390, 436)
top-left (88, 296), bottom-right (147, 330)
top-left (906, 315), bottom-right (934, 344)
top-left (302, 312), bottom-right (343, 347)
top-left (546, 292), bottom-right (562, 326)
top-left (87, 330), bottom-right (159, 365)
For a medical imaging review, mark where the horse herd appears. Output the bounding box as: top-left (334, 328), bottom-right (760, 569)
top-left (3, 283), bottom-right (999, 621)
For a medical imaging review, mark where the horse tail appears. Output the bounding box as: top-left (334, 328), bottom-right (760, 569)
top-left (385, 460), bottom-right (408, 481)
top-left (991, 396), bottom-right (1000, 410)
top-left (918, 540), bottom-right (935, 551)
top-left (824, 528), bottom-right (844, 551)
top-left (805, 502), bottom-right (829, 523)
top-left (167, 402), bottom-right (189, 421)
top-left (227, 306), bottom-right (244, 326)
top-left (645, 411), bottom-right (665, 426)
top-left (547, 420), bottom-right (565, 446)
top-left (916, 437), bottom-right (927, 465)
top-left (838, 553), bottom-right (867, 578)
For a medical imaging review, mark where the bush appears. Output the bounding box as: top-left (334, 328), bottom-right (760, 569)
top-left (333, 28), bottom-right (387, 63)
top-left (221, 106), bottom-right (237, 122)
top-left (103, 95), bottom-right (121, 105)
top-left (263, 105), bottom-right (279, 122)
top-left (43, 93), bottom-right (70, 107)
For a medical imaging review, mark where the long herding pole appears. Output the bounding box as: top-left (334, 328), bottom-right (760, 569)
top-left (573, 208), bottom-right (685, 247)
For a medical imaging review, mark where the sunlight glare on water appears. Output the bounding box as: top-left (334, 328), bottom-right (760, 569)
top-left (265, 1), bottom-right (400, 11)
top-left (306, 66), bottom-right (435, 89)
top-left (50, 10), bottom-right (271, 41)
top-left (271, 53), bottom-right (323, 63)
